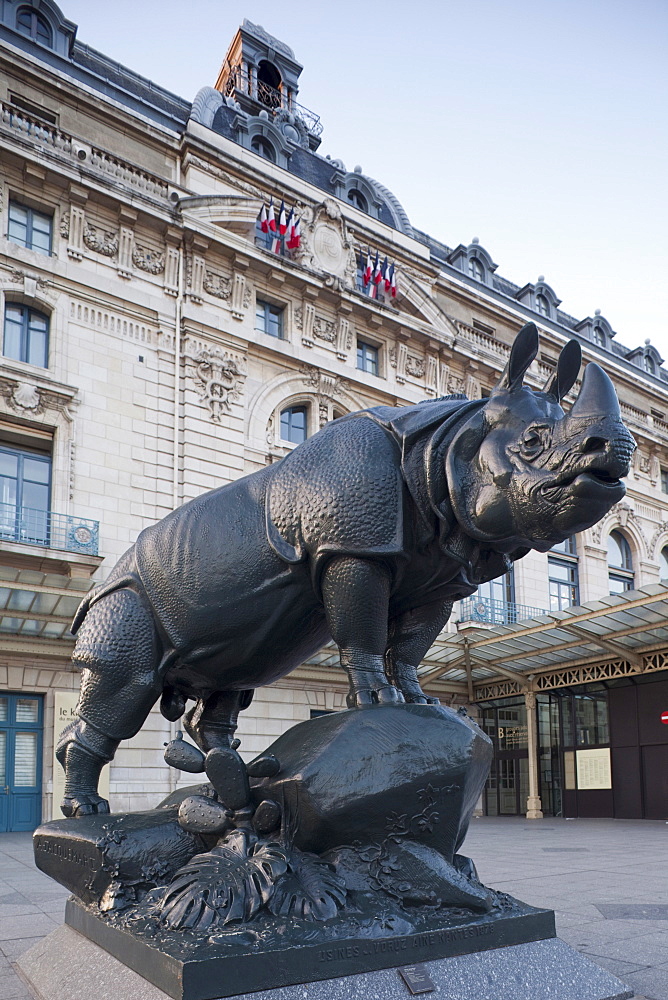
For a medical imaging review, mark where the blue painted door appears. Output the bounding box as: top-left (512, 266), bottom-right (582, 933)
top-left (0, 693), bottom-right (43, 832)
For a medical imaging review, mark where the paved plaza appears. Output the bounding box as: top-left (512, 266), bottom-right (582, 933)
top-left (0, 817), bottom-right (666, 999)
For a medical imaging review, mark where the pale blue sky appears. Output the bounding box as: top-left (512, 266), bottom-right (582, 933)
top-left (63, 0), bottom-right (668, 359)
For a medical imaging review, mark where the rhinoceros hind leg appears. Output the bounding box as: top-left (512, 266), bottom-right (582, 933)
top-left (183, 689), bottom-right (255, 754)
top-left (58, 588), bottom-right (163, 817)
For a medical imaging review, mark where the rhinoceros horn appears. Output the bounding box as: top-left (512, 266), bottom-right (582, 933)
top-left (569, 361), bottom-right (622, 419)
top-left (543, 339), bottom-right (581, 401)
top-left (495, 322), bottom-right (539, 392)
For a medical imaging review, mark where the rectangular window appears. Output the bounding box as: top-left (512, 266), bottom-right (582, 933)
top-left (548, 556), bottom-right (579, 611)
top-left (661, 469), bottom-right (668, 494)
top-left (0, 444), bottom-right (51, 545)
top-left (357, 340), bottom-right (379, 376)
top-left (8, 201), bottom-right (52, 255)
top-left (3, 304), bottom-right (49, 367)
top-left (256, 299), bottom-right (284, 339)
top-left (9, 94), bottom-right (58, 125)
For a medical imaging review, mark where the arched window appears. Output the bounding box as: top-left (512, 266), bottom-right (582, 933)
top-left (257, 61), bottom-right (282, 108)
top-left (536, 293), bottom-right (550, 317)
top-left (250, 136), bottom-right (276, 163)
top-left (347, 188), bottom-right (368, 213)
top-left (469, 257), bottom-right (484, 281)
top-left (3, 304), bottom-right (49, 368)
top-left (593, 326), bottom-right (606, 347)
top-left (17, 7), bottom-right (52, 46)
top-left (660, 546), bottom-right (668, 581)
top-left (644, 355), bottom-right (656, 374)
top-left (280, 405), bottom-right (307, 445)
top-left (607, 530), bottom-right (634, 593)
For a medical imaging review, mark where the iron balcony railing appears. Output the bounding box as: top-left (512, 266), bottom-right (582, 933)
top-left (223, 67), bottom-right (323, 138)
top-left (0, 503), bottom-right (99, 556)
top-left (458, 595), bottom-right (546, 626)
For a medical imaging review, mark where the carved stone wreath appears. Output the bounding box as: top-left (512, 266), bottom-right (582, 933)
top-left (191, 350), bottom-right (245, 422)
top-left (83, 224), bottom-right (118, 257)
top-left (132, 246), bottom-right (165, 275)
top-left (203, 271), bottom-right (232, 300)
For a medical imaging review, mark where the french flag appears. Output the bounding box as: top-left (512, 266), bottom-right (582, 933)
top-left (278, 200), bottom-right (288, 236)
top-left (285, 207), bottom-right (295, 246)
top-left (363, 248), bottom-right (372, 285)
top-left (293, 216), bottom-right (301, 248)
top-left (372, 250), bottom-right (382, 285)
top-left (268, 198), bottom-right (277, 232)
top-left (390, 264), bottom-right (397, 298)
top-left (259, 203), bottom-right (269, 234)
top-left (382, 257), bottom-right (390, 291)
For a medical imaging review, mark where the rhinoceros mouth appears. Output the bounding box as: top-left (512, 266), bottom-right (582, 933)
top-left (540, 467), bottom-right (624, 503)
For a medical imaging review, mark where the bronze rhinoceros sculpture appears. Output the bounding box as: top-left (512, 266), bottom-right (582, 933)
top-left (57, 323), bottom-right (635, 817)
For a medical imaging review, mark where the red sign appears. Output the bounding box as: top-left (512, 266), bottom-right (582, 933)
top-left (662, 711), bottom-right (668, 725)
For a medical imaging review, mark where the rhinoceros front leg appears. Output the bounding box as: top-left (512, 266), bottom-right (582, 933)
top-left (321, 556), bottom-right (403, 708)
top-left (385, 600), bottom-right (453, 704)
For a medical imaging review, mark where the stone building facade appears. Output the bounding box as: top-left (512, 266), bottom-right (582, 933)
top-left (0, 2), bottom-right (666, 828)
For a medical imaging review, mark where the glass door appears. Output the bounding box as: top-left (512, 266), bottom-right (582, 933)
top-left (0, 693), bottom-right (43, 832)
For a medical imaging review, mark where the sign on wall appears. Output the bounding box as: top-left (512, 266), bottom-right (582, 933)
top-left (575, 747), bottom-right (612, 790)
top-left (52, 692), bottom-right (110, 820)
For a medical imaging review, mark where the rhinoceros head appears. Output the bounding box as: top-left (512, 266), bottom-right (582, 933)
top-left (446, 323), bottom-right (636, 552)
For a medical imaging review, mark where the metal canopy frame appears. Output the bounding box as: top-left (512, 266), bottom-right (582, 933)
top-left (419, 584), bottom-right (668, 697)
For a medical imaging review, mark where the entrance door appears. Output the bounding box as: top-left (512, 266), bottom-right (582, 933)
top-left (0, 693), bottom-right (43, 832)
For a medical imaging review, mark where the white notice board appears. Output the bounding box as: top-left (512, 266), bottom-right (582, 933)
top-left (52, 691), bottom-right (110, 819)
top-left (576, 747), bottom-right (612, 790)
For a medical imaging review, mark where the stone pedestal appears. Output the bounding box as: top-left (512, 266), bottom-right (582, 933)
top-left (17, 924), bottom-right (634, 1000)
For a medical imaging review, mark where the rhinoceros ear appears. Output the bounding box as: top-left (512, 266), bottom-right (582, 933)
top-left (544, 339), bottom-right (581, 401)
top-left (495, 323), bottom-right (539, 393)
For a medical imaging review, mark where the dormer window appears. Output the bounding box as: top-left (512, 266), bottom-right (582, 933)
top-left (593, 325), bottom-right (606, 347)
top-left (347, 189), bottom-right (368, 213)
top-left (644, 355), bottom-right (656, 374)
top-left (469, 257), bottom-right (484, 281)
top-left (251, 136), bottom-right (276, 163)
top-left (536, 293), bottom-right (550, 317)
top-left (17, 7), bottom-right (52, 46)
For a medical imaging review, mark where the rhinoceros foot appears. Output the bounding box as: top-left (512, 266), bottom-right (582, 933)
top-left (346, 684), bottom-right (405, 708)
top-left (61, 793), bottom-right (110, 818)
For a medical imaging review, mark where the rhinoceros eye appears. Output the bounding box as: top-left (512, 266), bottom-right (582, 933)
top-left (521, 427), bottom-right (545, 458)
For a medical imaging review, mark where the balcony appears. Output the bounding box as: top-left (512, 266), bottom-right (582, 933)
top-left (223, 68), bottom-right (323, 139)
top-left (0, 504), bottom-right (99, 557)
top-left (458, 596), bottom-right (546, 627)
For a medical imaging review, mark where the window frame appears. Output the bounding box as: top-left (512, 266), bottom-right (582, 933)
top-left (0, 442), bottom-right (52, 546)
top-left (607, 530), bottom-right (634, 593)
top-left (250, 136), bottom-right (277, 163)
top-left (255, 298), bottom-right (285, 340)
top-left (356, 339), bottom-right (379, 376)
top-left (3, 303), bottom-right (50, 368)
top-left (16, 7), bottom-right (53, 46)
top-left (279, 404), bottom-right (308, 446)
top-left (8, 200), bottom-right (52, 256)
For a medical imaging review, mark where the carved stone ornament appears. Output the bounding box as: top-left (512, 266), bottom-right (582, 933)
top-left (298, 199), bottom-right (354, 282)
top-left (83, 223), bottom-right (119, 257)
top-left (59, 215), bottom-right (70, 239)
top-left (203, 271), bottom-right (232, 299)
top-left (10, 382), bottom-right (41, 412)
top-left (299, 365), bottom-right (347, 399)
top-left (132, 246), bottom-right (165, 275)
top-left (191, 350), bottom-right (245, 421)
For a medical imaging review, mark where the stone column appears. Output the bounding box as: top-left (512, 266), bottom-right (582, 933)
top-left (525, 690), bottom-right (543, 819)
